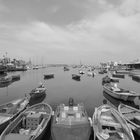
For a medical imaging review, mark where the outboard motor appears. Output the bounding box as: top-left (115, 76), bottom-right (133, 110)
top-left (69, 97), bottom-right (74, 107)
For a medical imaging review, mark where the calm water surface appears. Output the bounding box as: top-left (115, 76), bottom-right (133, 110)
top-left (0, 67), bottom-right (140, 139)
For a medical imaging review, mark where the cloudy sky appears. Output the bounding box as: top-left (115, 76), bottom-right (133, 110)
top-left (0, 0), bottom-right (140, 64)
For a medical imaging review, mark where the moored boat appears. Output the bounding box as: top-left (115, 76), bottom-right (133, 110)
top-left (118, 104), bottom-right (140, 136)
top-left (44, 74), bottom-right (54, 79)
top-left (102, 75), bottom-right (119, 85)
top-left (51, 98), bottom-right (91, 140)
top-left (116, 70), bottom-right (130, 74)
top-left (0, 76), bottom-right (12, 84)
top-left (0, 97), bottom-right (29, 134)
top-left (29, 83), bottom-right (46, 99)
top-left (64, 67), bottom-right (69, 71)
top-left (11, 75), bottom-right (20, 81)
top-left (79, 70), bottom-right (85, 74)
top-left (87, 72), bottom-right (95, 77)
top-left (72, 74), bottom-right (81, 81)
top-left (93, 104), bottom-right (134, 140)
top-left (103, 83), bottom-right (140, 101)
top-left (0, 103), bottom-right (52, 140)
top-left (112, 73), bottom-right (125, 78)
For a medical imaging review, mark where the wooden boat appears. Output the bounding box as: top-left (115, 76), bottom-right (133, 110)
top-left (51, 98), bottom-right (91, 140)
top-left (79, 70), bottom-right (85, 74)
top-left (98, 70), bottom-right (104, 74)
top-left (87, 72), bottom-right (95, 77)
top-left (93, 104), bottom-right (134, 140)
top-left (0, 76), bottom-right (12, 84)
top-left (44, 74), bottom-right (54, 79)
top-left (0, 98), bottom-right (29, 134)
top-left (116, 70), bottom-right (130, 74)
top-left (29, 84), bottom-right (46, 99)
top-left (118, 104), bottom-right (140, 136)
top-left (132, 75), bottom-right (140, 82)
top-left (112, 73), bottom-right (125, 78)
top-left (64, 67), bottom-right (69, 71)
top-left (103, 83), bottom-right (140, 101)
top-left (72, 74), bottom-right (81, 81)
top-left (11, 75), bottom-right (20, 81)
top-left (102, 76), bottom-right (119, 85)
top-left (0, 65), bottom-right (7, 75)
top-left (0, 103), bottom-right (52, 140)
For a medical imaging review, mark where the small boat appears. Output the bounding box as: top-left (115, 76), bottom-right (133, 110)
top-left (87, 72), bottom-right (95, 77)
top-left (116, 70), bottom-right (130, 74)
top-left (103, 83), bottom-right (140, 101)
top-left (118, 104), bottom-right (140, 136)
top-left (72, 74), bottom-right (81, 81)
top-left (132, 75), bottom-right (140, 82)
top-left (51, 98), bottom-right (91, 140)
top-left (79, 70), bottom-right (85, 74)
top-left (44, 74), bottom-right (54, 79)
top-left (112, 73), bottom-right (125, 78)
top-left (102, 75), bottom-right (119, 85)
top-left (93, 104), bottom-right (134, 140)
top-left (0, 76), bottom-right (12, 84)
top-left (0, 98), bottom-right (29, 134)
top-left (29, 83), bottom-right (46, 99)
top-left (11, 75), bottom-right (20, 81)
top-left (0, 103), bottom-right (52, 140)
top-left (63, 67), bottom-right (69, 71)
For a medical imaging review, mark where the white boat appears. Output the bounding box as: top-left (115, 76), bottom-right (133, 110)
top-left (93, 104), bottom-right (134, 140)
top-left (51, 98), bottom-right (91, 140)
top-left (118, 103), bottom-right (140, 136)
top-left (79, 70), bottom-right (85, 74)
top-left (103, 83), bottom-right (140, 101)
top-left (0, 98), bottom-right (29, 134)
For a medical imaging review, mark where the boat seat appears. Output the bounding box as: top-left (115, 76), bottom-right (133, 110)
top-left (100, 120), bottom-right (121, 128)
top-left (4, 134), bottom-right (30, 140)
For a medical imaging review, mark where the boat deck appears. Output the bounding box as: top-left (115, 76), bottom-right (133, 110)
top-left (4, 134), bottom-right (30, 140)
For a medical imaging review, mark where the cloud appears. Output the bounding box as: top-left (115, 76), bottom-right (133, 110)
top-left (0, 0), bottom-right (140, 64)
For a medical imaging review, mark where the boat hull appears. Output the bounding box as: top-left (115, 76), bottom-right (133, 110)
top-left (118, 104), bottom-right (140, 136)
top-left (52, 123), bottom-right (91, 140)
top-left (103, 86), bottom-right (136, 101)
top-left (112, 74), bottom-right (125, 78)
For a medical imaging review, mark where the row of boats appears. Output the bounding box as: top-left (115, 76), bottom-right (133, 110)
top-left (0, 93), bottom-right (139, 140)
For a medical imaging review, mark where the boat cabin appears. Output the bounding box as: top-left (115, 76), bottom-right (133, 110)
top-left (56, 105), bottom-right (87, 125)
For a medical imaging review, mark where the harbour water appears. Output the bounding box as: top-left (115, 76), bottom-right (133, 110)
top-left (0, 67), bottom-right (140, 139)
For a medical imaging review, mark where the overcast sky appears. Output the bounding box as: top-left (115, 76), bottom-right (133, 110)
top-left (0, 0), bottom-right (140, 64)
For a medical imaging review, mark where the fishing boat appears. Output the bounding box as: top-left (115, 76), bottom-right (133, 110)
top-left (11, 75), bottom-right (20, 82)
top-left (29, 83), bottom-right (46, 99)
top-left (93, 104), bottom-right (134, 140)
top-left (118, 104), bottom-right (140, 136)
top-left (0, 98), bottom-right (29, 134)
top-left (72, 74), bottom-right (81, 81)
top-left (98, 69), bottom-right (104, 74)
top-left (116, 70), bottom-right (130, 74)
top-left (0, 76), bottom-right (12, 84)
top-left (79, 70), bottom-right (85, 74)
top-left (102, 76), bottom-right (119, 85)
top-left (0, 103), bottom-right (52, 140)
top-left (51, 98), bottom-right (91, 140)
top-left (64, 67), bottom-right (69, 71)
top-left (103, 83), bottom-right (140, 101)
top-left (112, 73), bottom-right (125, 79)
top-left (87, 72), bottom-right (95, 77)
top-left (44, 74), bottom-right (54, 79)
